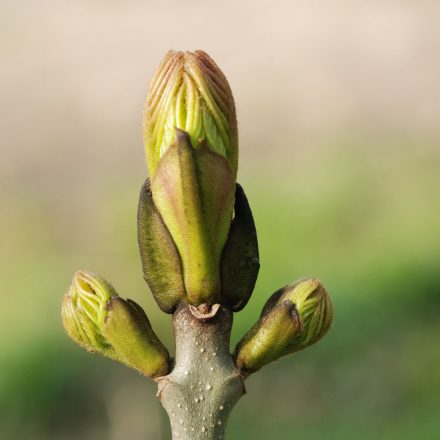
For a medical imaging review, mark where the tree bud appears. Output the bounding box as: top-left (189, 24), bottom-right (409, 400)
top-left (62, 271), bottom-right (170, 377)
top-left (234, 278), bottom-right (333, 373)
top-left (264, 278), bottom-right (333, 351)
top-left (144, 50), bottom-right (238, 178)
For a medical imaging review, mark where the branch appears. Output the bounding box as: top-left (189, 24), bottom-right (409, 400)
top-left (157, 304), bottom-right (245, 440)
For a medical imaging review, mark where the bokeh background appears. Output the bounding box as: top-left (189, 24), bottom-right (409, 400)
top-left (1, 1), bottom-right (440, 439)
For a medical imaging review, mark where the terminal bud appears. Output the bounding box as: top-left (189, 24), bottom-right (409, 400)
top-left (144, 50), bottom-right (238, 178)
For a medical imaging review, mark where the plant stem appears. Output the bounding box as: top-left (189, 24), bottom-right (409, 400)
top-left (156, 304), bottom-right (245, 440)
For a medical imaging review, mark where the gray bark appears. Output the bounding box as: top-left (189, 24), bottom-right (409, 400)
top-left (156, 304), bottom-right (245, 440)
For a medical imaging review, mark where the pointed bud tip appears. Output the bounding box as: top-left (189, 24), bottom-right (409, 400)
top-left (174, 127), bottom-right (193, 149)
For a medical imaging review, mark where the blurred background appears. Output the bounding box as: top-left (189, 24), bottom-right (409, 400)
top-left (1, 0), bottom-right (439, 439)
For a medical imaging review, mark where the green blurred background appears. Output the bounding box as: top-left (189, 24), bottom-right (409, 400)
top-left (1, 1), bottom-right (439, 439)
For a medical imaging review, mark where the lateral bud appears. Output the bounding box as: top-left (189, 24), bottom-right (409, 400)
top-left (234, 278), bottom-right (333, 373)
top-left (62, 270), bottom-right (170, 378)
